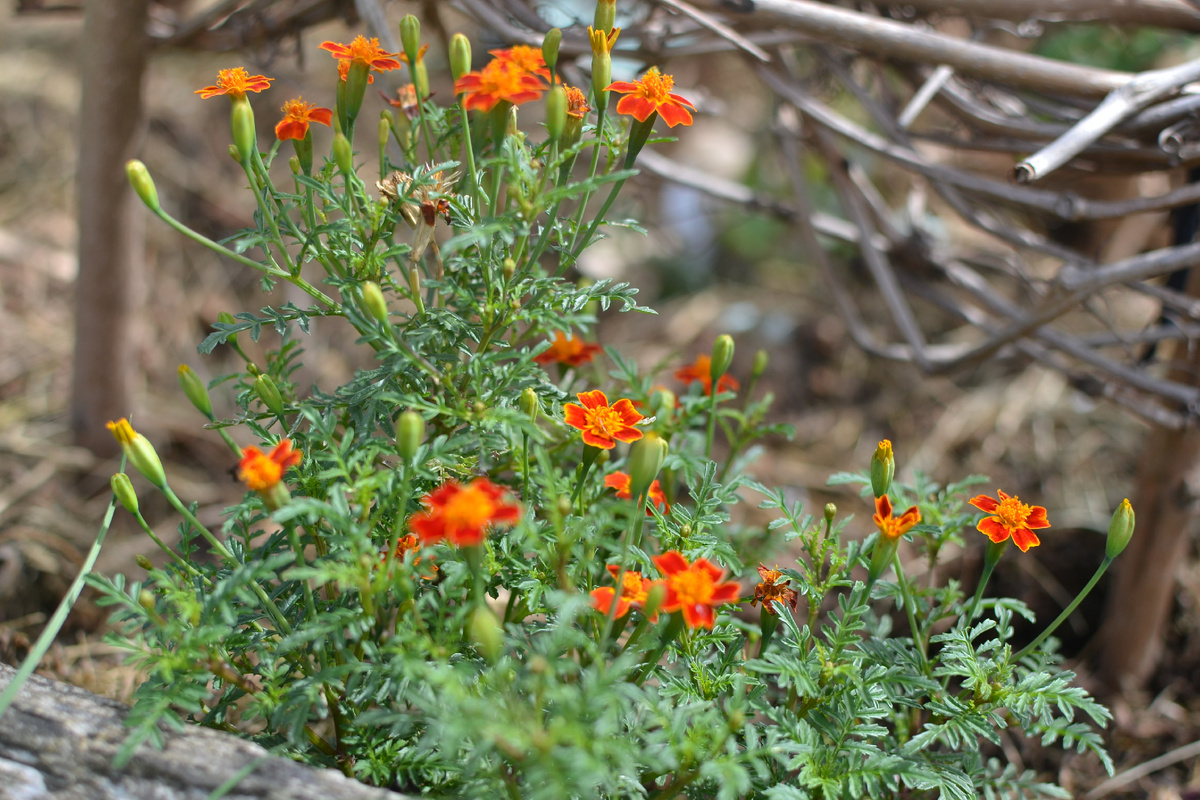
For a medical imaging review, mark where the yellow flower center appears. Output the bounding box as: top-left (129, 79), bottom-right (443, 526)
top-left (475, 61), bottom-right (529, 97)
top-left (346, 35), bottom-right (385, 64)
top-left (620, 572), bottom-right (648, 603)
top-left (670, 568), bottom-right (715, 607)
top-left (586, 405), bottom-right (626, 438)
top-left (637, 68), bottom-right (674, 102)
top-left (995, 495), bottom-right (1033, 531)
top-left (216, 67), bottom-right (253, 97)
top-left (441, 485), bottom-right (500, 532)
top-left (502, 45), bottom-right (544, 74)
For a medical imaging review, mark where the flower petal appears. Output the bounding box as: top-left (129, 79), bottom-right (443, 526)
top-left (977, 517), bottom-right (1011, 544)
top-left (969, 494), bottom-right (1000, 513)
top-left (654, 550), bottom-right (689, 576)
top-left (1025, 506), bottom-right (1051, 529)
top-left (614, 94), bottom-right (656, 122)
top-left (1010, 527), bottom-right (1041, 552)
top-left (578, 389), bottom-right (609, 409)
top-left (657, 102), bottom-right (693, 128)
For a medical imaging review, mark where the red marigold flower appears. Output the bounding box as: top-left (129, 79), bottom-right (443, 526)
top-left (409, 478), bottom-right (520, 547)
top-left (454, 59), bottom-right (547, 112)
top-left (590, 564), bottom-right (661, 620)
top-left (320, 36), bottom-right (402, 72)
top-left (238, 439), bottom-right (302, 491)
top-left (563, 389), bottom-right (643, 450)
top-left (969, 490), bottom-right (1050, 552)
top-left (338, 59), bottom-right (375, 84)
top-left (605, 67), bottom-right (695, 127)
top-left (195, 67), bottom-right (273, 100)
top-left (534, 332), bottom-right (603, 367)
top-left (274, 98), bottom-right (333, 141)
top-left (751, 565), bottom-right (798, 615)
top-left (654, 550), bottom-right (740, 629)
top-left (564, 85), bottom-right (590, 119)
top-left (489, 45), bottom-right (552, 81)
top-left (674, 354), bottom-right (740, 396)
top-left (873, 495), bottom-right (921, 541)
top-left (604, 471), bottom-right (669, 514)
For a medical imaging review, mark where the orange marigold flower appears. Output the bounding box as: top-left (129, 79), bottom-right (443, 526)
top-left (386, 533), bottom-right (438, 578)
top-left (385, 83), bottom-right (420, 119)
top-left (604, 471), bottom-right (670, 514)
top-left (654, 550), bottom-right (740, 629)
top-left (534, 332), bottom-right (603, 367)
top-left (337, 59), bottom-right (375, 84)
top-left (564, 85), bottom-right (590, 119)
top-left (969, 490), bottom-right (1050, 552)
top-left (674, 354), bottom-right (740, 396)
top-left (195, 67), bottom-right (273, 100)
top-left (563, 389), bottom-right (643, 450)
top-left (320, 36), bottom-right (402, 72)
top-left (873, 495), bottom-right (921, 541)
top-left (489, 45), bottom-right (552, 81)
top-left (274, 98), bottom-right (333, 141)
top-left (238, 439), bottom-right (302, 491)
top-left (751, 565), bottom-right (798, 615)
top-left (454, 59), bottom-right (547, 112)
top-left (409, 478), bottom-right (520, 547)
top-left (590, 564), bottom-right (661, 620)
top-left (605, 67), bottom-right (695, 127)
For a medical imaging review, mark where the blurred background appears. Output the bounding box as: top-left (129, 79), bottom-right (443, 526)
top-left (2, 0), bottom-right (1200, 795)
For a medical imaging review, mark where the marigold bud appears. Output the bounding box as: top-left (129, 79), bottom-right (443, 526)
top-left (824, 503), bottom-right (836, 524)
top-left (106, 418), bottom-right (166, 489)
top-left (253, 374), bottom-right (285, 417)
top-left (752, 349), bottom-right (769, 380)
top-left (413, 60), bottom-right (430, 103)
top-left (136, 554), bottom-right (153, 571)
top-left (177, 364), bottom-right (213, 420)
top-left (591, 50), bottom-right (611, 114)
top-left (628, 432), bottom-right (667, 502)
top-left (399, 15), bottom-right (422, 67)
top-left (867, 534), bottom-right (898, 587)
top-left (288, 155), bottom-right (302, 175)
top-left (545, 84), bottom-right (566, 142)
top-left (470, 605), bottom-right (503, 663)
top-left (594, 0), bottom-right (616, 33)
top-left (230, 98), bottom-right (257, 163)
top-left (710, 334), bottom-right (735, 388)
top-left (344, 60), bottom-right (370, 124)
top-left (520, 387), bottom-right (539, 422)
top-left (227, 144), bottom-right (241, 162)
top-left (125, 160), bottom-right (159, 211)
top-left (870, 439), bottom-right (895, 499)
top-left (361, 281), bottom-right (389, 327)
top-left (450, 33), bottom-right (472, 83)
top-left (333, 132), bottom-right (354, 176)
top-left (398, 410), bottom-right (425, 462)
top-left (542, 28), bottom-right (562, 74)
top-left (643, 581), bottom-right (667, 621)
top-left (503, 257), bottom-right (516, 281)
top-left (1106, 498), bottom-right (1135, 559)
top-left (217, 311), bottom-right (239, 348)
top-left (138, 589), bottom-right (157, 613)
top-left (111, 472), bottom-right (139, 515)
top-left (378, 114), bottom-right (391, 152)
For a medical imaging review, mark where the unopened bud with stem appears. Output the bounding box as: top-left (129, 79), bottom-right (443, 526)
top-left (870, 440), bottom-right (895, 499)
top-left (1106, 498), bottom-right (1135, 559)
top-left (177, 364), bottom-right (213, 420)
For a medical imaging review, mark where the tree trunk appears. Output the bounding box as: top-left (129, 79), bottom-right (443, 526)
top-left (1097, 269), bottom-right (1200, 688)
top-left (0, 663), bottom-right (408, 799)
top-left (71, 0), bottom-right (149, 456)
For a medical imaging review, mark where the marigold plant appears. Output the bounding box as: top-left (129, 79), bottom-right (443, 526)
top-left (34, 11), bottom-right (1128, 800)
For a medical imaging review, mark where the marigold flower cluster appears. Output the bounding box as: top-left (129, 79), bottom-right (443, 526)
top-left (454, 45), bottom-right (552, 112)
top-left (590, 551), bottom-right (740, 629)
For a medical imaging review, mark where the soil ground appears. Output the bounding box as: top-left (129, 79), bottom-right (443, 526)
top-left (0, 4), bottom-right (1198, 798)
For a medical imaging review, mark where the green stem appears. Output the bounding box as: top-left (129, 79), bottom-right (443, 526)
top-left (458, 101), bottom-right (487, 219)
top-left (704, 387), bottom-right (720, 460)
top-left (1013, 556), bottom-right (1113, 663)
top-left (132, 510), bottom-right (211, 585)
top-left (567, 176), bottom-right (626, 269)
top-left (893, 553), bottom-right (930, 675)
top-left (566, 107), bottom-right (608, 256)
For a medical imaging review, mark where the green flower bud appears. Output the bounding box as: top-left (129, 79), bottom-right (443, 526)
top-left (867, 534), bottom-right (898, 587)
top-left (628, 432), bottom-right (667, 501)
top-left (870, 440), bottom-right (895, 499)
top-left (1106, 498), bottom-right (1135, 559)
top-left (136, 554), bottom-right (153, 571)
top-left (824, 503), bottom-right (836, 525)
top-left (378, 113), bottom-right (391, 152)
top-left (450, 33), bottom-right (472, 83)
top-left (591, 50), bottom-right (611, 114)
top-left (292, 131), bottom-right (314, 175)
top-left (542, 28), bottom-right (562, 74)
top-left (398, 410), bottom-right (425, 462)
top-left (520, 387), bottom-right (539, 422)
top-left (124, 160), bottom-right (159, 211)
top-left (362, 281), bottom-right (389, 327)
top-left (333, 132), bottom-right (354, 176)
top-left (227, 144), bottom-right (241, 162)
top-left (111, 472), bottom-right (139, 515)
top-left (288, 155), bottom-right (302, 175)
top-left (469, 605), bottom-right (503, 663)
top-left (217, 311), bottom-right (239, 348)
top-left (710, 334), bottom-right (735, 387)
top-left (545, 84), bottom-right (566, 142)
top-left (344, 60), bottom-right (370, 125)
top-left (106, 419), bottom-right (166, 489)
top-left (177, 364), bottom-right (213, 420)
top-left (138, 589), bottom-right (157, 613)
top-left (503, 257), bottom-right (516, 281)
top-left (752, 348), bottom-right (769, 380)
top-left (594, 0), bottom-right (616, 33)
top-left (230, 98), bottom-right (257, 163)
top-left (399, 15), bottom-right (422, 67)
top-left (413, 61), bottom-right (430, 103)
top-left (643, 581), bottom-right (667, 621)
top-left (253, 374), bottom-right (285, 417)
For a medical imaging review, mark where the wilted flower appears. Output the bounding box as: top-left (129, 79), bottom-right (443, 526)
top-left (751, 565), bottom-right (798, 615)
top-left (377, 168), bottom-right (459, 260)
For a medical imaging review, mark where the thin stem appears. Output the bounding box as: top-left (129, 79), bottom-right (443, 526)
top-left (893, 553), bottom-right (930, 675)
top-left (1013, 556), bottom-right (1113, 663)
